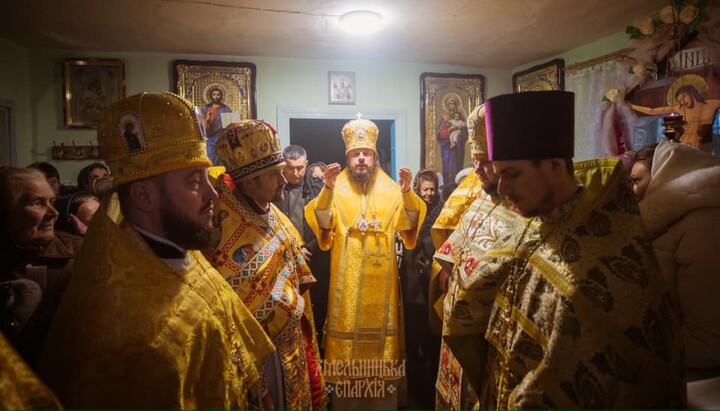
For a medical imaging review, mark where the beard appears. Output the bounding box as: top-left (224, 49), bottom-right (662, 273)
top-left (348, 163), bottom-right (376, 184)
top-left (482, 182), bottom-right (499, 196)
top-left (159, 200), bottom-right (214, 250)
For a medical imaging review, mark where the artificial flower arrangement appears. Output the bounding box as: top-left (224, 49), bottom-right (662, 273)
top-left (626, 0), bottom-right (709, 39)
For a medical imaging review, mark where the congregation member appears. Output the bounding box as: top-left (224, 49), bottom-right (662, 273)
top-left (434, 104), bottom-right (517, 409)
top-left (399, 168), bottom-right (441, 409)
top-left (0, 166), bottom-right (82, 367)
top-left (305, 118), bottom-right (426, 409)
top-left (38, 92), bottom-right (274, 409)
top-left (205, 120), bottom-right (326, 410)
top-left (274, 144), bottom-right (331, 346)
top-left (632, 141), bottom-right (720, 381)
top-left (454, 91), bottom-right (684, 408)
top-left (75, 162), bottom-right (109, 193)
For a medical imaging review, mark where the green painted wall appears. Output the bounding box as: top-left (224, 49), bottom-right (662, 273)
top-left (0, 38), bottom-right (32, 165)
top-left (0, 42), bottom-right (513, 182)
top-left (1, 28), bottom-right (631, 184)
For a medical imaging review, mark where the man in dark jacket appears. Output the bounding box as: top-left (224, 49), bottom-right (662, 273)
top-left (274, 145), bottom-right (330, 345)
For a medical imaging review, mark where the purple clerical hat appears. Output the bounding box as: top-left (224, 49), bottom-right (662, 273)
top-left (485, 91), bottom-right (574, 161)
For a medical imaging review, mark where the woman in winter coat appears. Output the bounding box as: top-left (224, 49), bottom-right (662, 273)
top-left (632, 140), bottom-right (720, 380)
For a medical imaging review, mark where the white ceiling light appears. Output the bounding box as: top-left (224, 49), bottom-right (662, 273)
top-left (339, 10), bottom-right (383, 35)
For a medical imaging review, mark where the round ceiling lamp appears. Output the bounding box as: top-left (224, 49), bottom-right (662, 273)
top-left (339, 10), bottom-right (383, 35)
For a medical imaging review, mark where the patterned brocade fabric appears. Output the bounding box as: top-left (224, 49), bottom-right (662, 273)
top-left (431, 172), bottom-right (483, 249)
top-left (37, 194), bottom-right (273, 409)
top-left (304, 168), bottom-right (426, 383)
top-left (434, 192), bottom-right (517, 409)
top-left (0, 333), bottom-right (60, 409)
top-left (203, 176), bottom-right (326, 410)
top-left (429, 172), bottom-right (484, 335)
top-left (455, 158), bottom-right (686, 408)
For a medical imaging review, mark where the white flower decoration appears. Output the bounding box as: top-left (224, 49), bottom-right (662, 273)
top-left (605, 89), bottom-right (619, 103)
top-left (659, 5), bottom-right (676, 24)
top-left (631, 64), bottom-right (648, 77)
top-left (679, 5), bottom-right (699, 24)
top-left (638, 16), bottom-right (656, 35)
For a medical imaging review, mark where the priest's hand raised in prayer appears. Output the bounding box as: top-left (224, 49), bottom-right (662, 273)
top-left (398, 166), bottom-right (413, 193)
top-left (324, 163), bottom-right (342, 189)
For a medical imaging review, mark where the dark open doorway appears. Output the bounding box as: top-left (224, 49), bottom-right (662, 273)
top-left (289, 118), bottom-right (395, 178)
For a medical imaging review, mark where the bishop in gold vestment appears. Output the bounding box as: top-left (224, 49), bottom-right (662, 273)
top-left (38, 92), bottom-right (274, 409)
top-left (305, 119), bottom-right (425, 408)
top-left (205, 120), bottom-right (326, 410)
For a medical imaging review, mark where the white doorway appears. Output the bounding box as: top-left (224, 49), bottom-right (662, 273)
top-left (277, 106), bottom-right (407, 179)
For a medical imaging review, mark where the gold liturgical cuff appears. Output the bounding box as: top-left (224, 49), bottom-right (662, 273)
top-left (315, 186), bottom-right (333, 209)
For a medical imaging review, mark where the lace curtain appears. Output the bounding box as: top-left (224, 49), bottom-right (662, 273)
top-left (566, 61), bottom-right (632, 160)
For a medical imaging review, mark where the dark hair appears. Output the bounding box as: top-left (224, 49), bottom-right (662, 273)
top-left (675, 85), bottom-right (705, 104)
top-left (116, 174), bottom-right (163, 218)
top-left (77, 163), bottom-right (109, 193)
top-left (631, 144), bottom-right (658, 172)
top-left (210, 87), bottom-right (223, 97)
top-left (308, 161), bottom-right (327, 172)
top-left (414, 169), bottom-right (439, 195)
top-left (531, 158), bottom-right (574, 175)
top-left (27, 162), bottom-right (60, 180)
top-left (283, 145), bottom-right (307, 161)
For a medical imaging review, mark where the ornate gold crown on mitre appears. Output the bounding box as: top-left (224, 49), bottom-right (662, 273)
top-left (342, 116), bottom-right (378, 155)
top-left (215, 119), bottom-right (286, 181)
top-left (97, 91), bottom-right (211, 186)
top-left (467, 104), bottom-right (488, 159)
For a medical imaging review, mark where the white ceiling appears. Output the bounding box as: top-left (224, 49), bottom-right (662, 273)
top-left (1, 0), bottom-right (667, 69)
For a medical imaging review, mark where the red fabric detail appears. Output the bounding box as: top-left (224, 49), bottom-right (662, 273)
top-left (438, 120), bottom-right (451, 140)
top-left (302, 317), bottom-right (324, 409)
top-left (614, 112), bottom-right (627, 155)
top-left (220, 173), bottom-right (236, 191)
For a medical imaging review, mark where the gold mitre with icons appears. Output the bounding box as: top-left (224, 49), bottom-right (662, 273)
top-left (467, 104), bottom-right (488, 159)
top-left (97, 91), bottom-right (211, 187)
top-left (342, 118), bottom-right (378, 155)
top-left (215, 119), bottom-right (286, 181)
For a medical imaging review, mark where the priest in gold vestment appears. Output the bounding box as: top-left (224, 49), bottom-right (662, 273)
top-left (38, 92), bottom-right (274, 409)
top-left (434, 105), bottom-right (518, 409)
top-left (305, 118), bottom-right (426, 409)
top-left (452, 91), bottom-right (684, 408)
top-left (203, 119), bottom-right (326, 410)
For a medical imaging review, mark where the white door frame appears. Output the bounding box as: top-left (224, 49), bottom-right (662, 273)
top-left (276, 106), bottom-right (407, 171)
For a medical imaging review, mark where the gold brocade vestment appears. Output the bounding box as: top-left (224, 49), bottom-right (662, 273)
top-left (433, 192), bottom-right (516, 409)
top-left (0, 332), bottom-right (60, 409)
top-left (203, 176), bottom-right (326, 410)
top-left (38, 194), bottom-right (273, 409)
top-left (305, 169), bottom-right (425, 383)
top-left (454, 158), bottom-right (686, 408)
